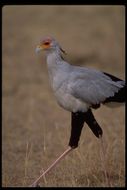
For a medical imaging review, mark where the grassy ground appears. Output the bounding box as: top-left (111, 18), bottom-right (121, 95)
top-left (2, 5), bottom-right (125, 187)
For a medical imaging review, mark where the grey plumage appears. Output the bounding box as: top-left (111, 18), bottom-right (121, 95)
top-left (36, 37), bottom-right (125, 113)
top-left (68, 66), bottom-right (124, 105)
top-left (31, 37), bottom-right (125, 186)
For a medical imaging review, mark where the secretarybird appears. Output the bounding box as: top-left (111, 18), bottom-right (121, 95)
top-left (30, 36), bottom-right (125, 186)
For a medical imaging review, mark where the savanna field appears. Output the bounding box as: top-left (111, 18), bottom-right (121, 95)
top-left (2, 6), bottom-right (125, 187)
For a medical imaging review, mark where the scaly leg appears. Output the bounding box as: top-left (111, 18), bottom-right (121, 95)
top-left (29, 146), bottom-right (72, 187)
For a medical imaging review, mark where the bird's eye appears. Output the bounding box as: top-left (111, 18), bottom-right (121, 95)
top-left (44, 42), bottom-right (50, 45)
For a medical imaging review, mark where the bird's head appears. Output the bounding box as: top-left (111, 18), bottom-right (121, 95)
top-left (35, 36), bottom-right (66, 55)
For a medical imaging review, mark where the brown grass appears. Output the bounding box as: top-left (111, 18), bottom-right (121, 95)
top-left (2, 5), bottom-right (125, 187)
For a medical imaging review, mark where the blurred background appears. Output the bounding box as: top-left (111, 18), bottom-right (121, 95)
top-left (2, 5), bottom-right (125, 187)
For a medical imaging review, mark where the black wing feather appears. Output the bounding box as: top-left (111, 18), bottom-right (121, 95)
top-left (103, 72), bottom-right (125, 103)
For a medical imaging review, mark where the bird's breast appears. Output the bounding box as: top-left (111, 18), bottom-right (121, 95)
top-left (54, 83), bottom-right (89, 113)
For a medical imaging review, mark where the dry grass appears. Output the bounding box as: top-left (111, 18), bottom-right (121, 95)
top-left (2, 5), bottom-right (125, 187)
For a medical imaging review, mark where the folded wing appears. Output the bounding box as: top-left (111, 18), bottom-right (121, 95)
top-left (68, 67), bottom-right (125, 106)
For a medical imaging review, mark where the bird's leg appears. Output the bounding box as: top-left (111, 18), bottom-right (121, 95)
top-left (39, 146), bottom-right (72, 175)
top-left (69, 112), bottom-right (86, 148)
top-left (69, 110), bottom-right (103, 148)
top-left (84, 109), bottom-right (111, 186)
top-left (29, 146), bottom-right (73, 187)
top-left (84, 109), bottom-right (103, 138)
top-left (30, 111), bottom-right (85, 187)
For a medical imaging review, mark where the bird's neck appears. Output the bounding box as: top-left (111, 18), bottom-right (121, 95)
top-left (46, 50), bottom-right (64, 73)
top-left (46, 50), bottom-right (63, 65)
top-left (46, 50), bottom-right (64, 88)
